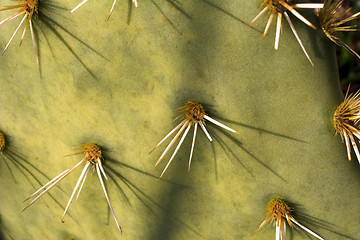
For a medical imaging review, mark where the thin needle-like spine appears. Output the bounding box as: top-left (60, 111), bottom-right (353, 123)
top-left (3, 14), bottom-right (27, 54)
top-left (251, 6), bottom-right (269, 25)
top-left (160, 123), bottom-right (192, 178)
top-left (24, 159), bottom-right (85, 211)
top-left (23, 168), bottom-right (71, 202)
top-left (284, 12), bottom-right (314, 66)
top-left (29, 19), bottom-right (39, 67)
top-left (98, 158), bottom-right (108, 180)
top-left (108, 0), bottom-right (117, 18)
top-left (71, 0), bottom-right (89, 13)
top-left (263, 11), bottom-right (274, 40)
top-left (73, 0), bottom-right (137, 16)
top-left (133, 0), bottom-right (138, 8)
top-left (348, 133), bottom-right (360, 161)
top-left (188, 123), bottom-right (197, 171)
top-left (204, 115), bottom-right (238, 133)
top-left (76, 164), bottom-right (91, 200)
top-left (23, 166), bottom-right (75, 211)
top-left (0, 10), bottom-right (25, 25)
top-left (343, 130), bottom-right (352, 160)
top-left (20, 14), bottom-right (32, 46)
top-left (281, 1), bottom-right (316, 29)
top-left (291, 219), bottom-right (324, 240)
top-left (282, 221), bottom-right (286, 240)
top-left (339, 39), bottom-right (360, 59)
top-left (61, 162), bottom-right (91, 222)
top-left (348, 125), bottom-right (360, 139)
top-left (293, 4), bottom-right (324, 9)
top-left (23, 159), bottom-right (87, 211)
top-left (252, 219), bottom-right (268, 235)
top-left (96, 163), bottom-right (121, 232)
top-left (275, 12), bottom-right (282, 50)
top-left (153, 120), bottom-right (189, 168)
top-left (199, 121), bottom-right (213, 142)
top-left (150, 119), bottom-right (187, 154)
top-left (0, 4), bottom-right (27, 11)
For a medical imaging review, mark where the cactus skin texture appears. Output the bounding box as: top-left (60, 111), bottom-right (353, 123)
top-left (0, 1), bottom-right (359, 239)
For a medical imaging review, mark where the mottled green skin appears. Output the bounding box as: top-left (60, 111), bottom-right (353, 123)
top-left (0, 1), bottom-right (359, 239)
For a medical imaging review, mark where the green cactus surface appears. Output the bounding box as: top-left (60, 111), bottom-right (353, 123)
top-left (0, 1), bottom-right (359, 239)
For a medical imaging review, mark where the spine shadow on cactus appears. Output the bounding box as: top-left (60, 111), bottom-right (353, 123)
top-left (207, 113), bottom-right (306, 184)
top-left (105, 160), bottom-right (203, 237)
top-left (284, 200), bottom-right (357, 240)
top-left (209, 126), bottom-right (286, 182)
top-left (30, 1), bottom-right (106, 78)
top-left (210, 130), bottom-right (255, 178)
top-left (200, 0), bottom-right (262, 33)
top-left (149, 0), bottom-right (192, 35)
top-left (0, 131), bottom-right (76, 222)
top-left (212, 115), bottom-right (305, 142)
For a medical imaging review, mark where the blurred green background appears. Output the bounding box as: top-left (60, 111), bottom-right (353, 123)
top-left (337, 0), bottom-right (360, 91)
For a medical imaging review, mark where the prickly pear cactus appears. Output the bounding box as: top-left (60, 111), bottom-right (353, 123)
top-left (0, 1), bottom-right (359, 239)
